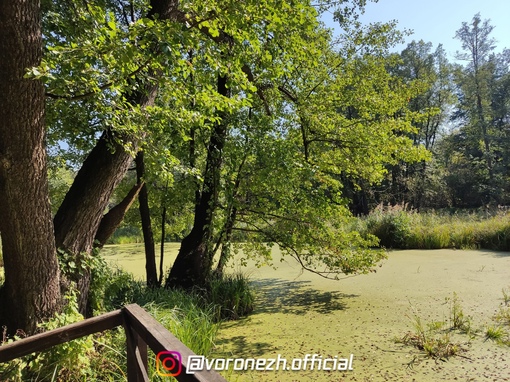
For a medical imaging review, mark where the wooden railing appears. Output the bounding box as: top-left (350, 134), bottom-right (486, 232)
top-left (0, 304), bottom-right (227, 382)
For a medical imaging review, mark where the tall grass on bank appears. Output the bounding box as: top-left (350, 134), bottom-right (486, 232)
top-left (360, 205), bottom-right (510, 250)
top-left (208, 272), bottom-right (255, 320)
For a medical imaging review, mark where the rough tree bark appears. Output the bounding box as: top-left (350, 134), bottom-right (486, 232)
top-left (0, 0), bottom-right (61, 335)
top-left (53, 131), bottom-right (143, 314)
top-left (135, 151), bottom-right (158, 287)
top-left (166, 75), bottom-right (229, 289)
top-left (94, 182), bottom-right (144, 248)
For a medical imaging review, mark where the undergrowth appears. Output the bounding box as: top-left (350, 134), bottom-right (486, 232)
top-left (0, 256), bottom-right (255, 381)
top-left (396, 293), bottom-right (472, 360)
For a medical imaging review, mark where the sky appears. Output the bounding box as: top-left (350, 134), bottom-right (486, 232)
top-left (322, 0), bottom-right (510, 61)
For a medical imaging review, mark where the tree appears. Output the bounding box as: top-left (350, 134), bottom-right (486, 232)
top-left (42, 0), bottom-right (187, 312)
top-left (135, 151), bottom-right (158, 287)
top-left (0, 0), bottom-right (61, 334)
top-left (378, 41), bottom-right (454, 209)
top-left (447, 14), bottom-right (510, 205)
top-left (453, 14), bottom-right (496, 201)
top-left (164, 16), bottom-right (429, 288)
top-left (0, 0), bottom-right (433, 332)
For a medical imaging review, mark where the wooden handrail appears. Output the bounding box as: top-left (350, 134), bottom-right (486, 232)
top-left (0, 304), bottom-right (228, 382)
top-left (0, 309), bottom-right (123, 363)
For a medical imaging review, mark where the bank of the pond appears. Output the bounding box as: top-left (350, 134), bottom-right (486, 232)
top-left (102, 246), bottom-right (510, 381)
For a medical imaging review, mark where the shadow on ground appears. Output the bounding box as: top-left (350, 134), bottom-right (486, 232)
top-left (214, 334), bottom-right (276, 358)
top-left (214, 278), bottom-right (359, 358)
top-left (479, 249), bottom-right (510, 258)
top-left (250, 278), bottom-right (358, 315)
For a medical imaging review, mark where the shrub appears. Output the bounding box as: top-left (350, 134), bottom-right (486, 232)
top-left (89, 260), bottom-right (220, 356)
top-left (1, 254), bottom-right (254, 381)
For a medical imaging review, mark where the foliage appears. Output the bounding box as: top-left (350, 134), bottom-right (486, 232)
top-left (440, 14), bottom-right (510, 207)
top-left (29, 0), bottom-right (445, 290)
top-left (98, 268), bottom-right (221, 355)
top-left (0, 259), bottom-right (224, 381)
top-left (447, 292), bottom-right (473, 334)
top-left (397, 289), bottom-right (510, 361)
top-left (47, 165), bottom-right (75, 216)
top-left (495, 306), bottom-right (510, 328)
top-left (0, 291), bottom-right (95, 381)
top-left (484, 325), bottom-right (508, 344)
top-left (494, 288), bottom-right (510, 346)
top-left (362, 204), bottom-right (412, 248)
top-left (339, 14), bottom-right (510, 211)
top-left (397, 294), bottom-right (476, 360)
top-left (57, 246), bottom-right (105, 281)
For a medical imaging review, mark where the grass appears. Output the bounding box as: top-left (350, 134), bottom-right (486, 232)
top-left (502, 287), bottom-right (510, 305)
top-left (398, 289), bottom-right (510, 362)
top-left (493, 287), bottom-right (510, 345)
top-left (495, 307), bottom-right (510, 326)
top-left (1, 287), bottom-right (219, 382)
top-left (397, 305), bottom-right (462, 359)
top-left (359, 206), bottom-right (510, 250)
top-left (397, 293), bottom-right (478, 359)
top-left (208, 272), bottom-right (255, 321)
top-left (447, 292), bottom-right (473, 334)
top-left (484, 325), bottom-right (507, 343)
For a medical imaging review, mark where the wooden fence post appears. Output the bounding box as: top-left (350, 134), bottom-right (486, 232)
top-left (125, 322), bottom-right (149, 382)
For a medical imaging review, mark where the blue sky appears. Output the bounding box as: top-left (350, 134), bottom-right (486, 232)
top-left (322, 0), bottom-right (510, 60)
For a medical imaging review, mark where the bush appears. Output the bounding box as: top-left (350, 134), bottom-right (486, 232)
top-left (89, 257), bottom-right (220, 356)
top-left (0, 261), bottom-right (223, 381)
top-left (107, 226), bottom-right (143, 245)
top-left (0, 255), bottom-right (254, 381)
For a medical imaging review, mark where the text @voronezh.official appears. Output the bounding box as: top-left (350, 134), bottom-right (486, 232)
top-left (156, 351), bottom-right (354, 377)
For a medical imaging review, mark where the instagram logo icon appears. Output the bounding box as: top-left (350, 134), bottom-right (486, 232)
top-left (156, 351), bottom-right (182, 377)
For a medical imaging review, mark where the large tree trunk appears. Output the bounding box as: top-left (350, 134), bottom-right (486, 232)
top-left (135, 151), bottom-right (158, 287)
top-left (166, 75), bottom-right (229, 289)
top-left (52, 0), bottom-right (180, 313)
top-left (0, 0), bottom-right (61, 335)
top-left (53, 132), bottom-right (139, 314)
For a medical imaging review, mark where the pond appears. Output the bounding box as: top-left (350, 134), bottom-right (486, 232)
top-left (103, 246), bottom-right (510, 381)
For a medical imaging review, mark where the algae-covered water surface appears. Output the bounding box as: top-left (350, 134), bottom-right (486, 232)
top-left (103, 246), bottom-right (510, 381)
